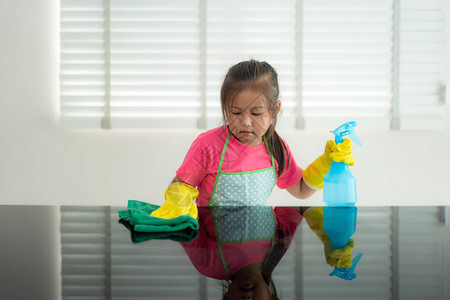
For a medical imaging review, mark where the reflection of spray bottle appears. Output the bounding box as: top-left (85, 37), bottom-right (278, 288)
top-left (323, 121), bottom-right (363, 280)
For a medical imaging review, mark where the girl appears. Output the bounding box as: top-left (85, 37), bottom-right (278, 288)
top-left (151, 59), bottom-right (354, 218)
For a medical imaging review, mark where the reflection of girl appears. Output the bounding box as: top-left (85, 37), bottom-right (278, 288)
top-left (181, 206), bottom-right (307, 300)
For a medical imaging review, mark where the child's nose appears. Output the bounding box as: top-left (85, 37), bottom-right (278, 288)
top-left (240, 113), bottom-right (251, 126)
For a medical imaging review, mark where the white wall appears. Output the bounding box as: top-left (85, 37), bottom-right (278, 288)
top-left (1, 0), bottom-right (450, 208)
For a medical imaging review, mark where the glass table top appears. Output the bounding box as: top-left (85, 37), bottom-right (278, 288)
top-left (0, 205), bottom-right (448, 300)
top-left (62, 205), bottom-right (450, 300)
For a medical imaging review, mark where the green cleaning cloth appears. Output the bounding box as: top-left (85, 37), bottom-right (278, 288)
top-left (118, 200), bottom-right (199, 233)
top-left (119, 219), bottom-right (199, 243)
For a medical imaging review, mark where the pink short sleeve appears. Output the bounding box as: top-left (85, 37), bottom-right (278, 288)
top-left (176, 136), bottom-right (208, 187)
top-left (275, 139), bottom-right (303, 189)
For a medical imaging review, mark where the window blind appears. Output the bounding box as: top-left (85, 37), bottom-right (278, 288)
top-left (302, 0), bottom-right (393, 130)
top-left (60, 0), bottom-right (106, 129)
top-left (205, 0), bottom-right (298, 129)
top-left (398, 0), bottom-right (445, 130)
top-left (60, 0), bottom-right (446, 130)
top-left (109, 0), bottom-right (202, 129)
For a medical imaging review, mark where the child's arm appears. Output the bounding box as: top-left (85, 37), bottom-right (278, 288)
top-left (172, 175), bottom-right (188, 184)
top-left (286, 177), bottom-right (317, 199)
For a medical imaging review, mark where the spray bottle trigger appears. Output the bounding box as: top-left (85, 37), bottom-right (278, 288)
top-left (329, 253), bottom-right (363, 280)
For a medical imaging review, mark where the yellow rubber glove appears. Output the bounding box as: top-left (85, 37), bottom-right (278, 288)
top-left (303, 139), bottom-right (355, 190)
top-left (150, 182), bottom-right (199, 220)
top-left (329, 239), bottom-right (355, 268)
top-left (303, 207), bottom-right (354, 268)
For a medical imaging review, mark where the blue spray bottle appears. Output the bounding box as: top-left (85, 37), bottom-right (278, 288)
top-left (323, 121), bottom-right (363, 280)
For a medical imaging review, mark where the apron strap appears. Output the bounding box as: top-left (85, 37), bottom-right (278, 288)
top-left (217, 130), bottom-right (232, 174)
top-left (263, 135), bottom-right (276, 170)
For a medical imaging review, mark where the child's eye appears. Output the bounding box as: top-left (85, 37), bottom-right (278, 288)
top-left (231, 112), bottom-right (241, 115)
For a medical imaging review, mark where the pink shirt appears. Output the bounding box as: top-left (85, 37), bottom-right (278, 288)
top-left (176, 126), bottom-right (303, 206)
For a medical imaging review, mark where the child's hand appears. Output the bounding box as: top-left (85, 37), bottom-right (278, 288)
top-left (150, 182), bottom-right (199, 220)
top-left (324, 239), bottom-right (355, 268)
top-left (303, 138), bottom-right (355, 190)
top-left (328, 139), bottom-right (355, 166)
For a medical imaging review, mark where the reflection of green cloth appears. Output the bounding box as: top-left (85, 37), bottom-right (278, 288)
top-left (119, 219), bottom-right (198, 243)
top-left (118, 200), bottom-right (199, 233)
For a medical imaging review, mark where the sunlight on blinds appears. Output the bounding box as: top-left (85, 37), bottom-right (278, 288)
top-left (60, 0), bottom-right (106, 128)
top-left (399, 0), bottom-right (445, 130)
top-left (205, 0), bottom-right (297, 129)
top-left (302, 0), bottom-right (393, 130)
top-left (59, 0), bottom-right (446, 130)
top-left (109, 0), bottom-right (201, 129)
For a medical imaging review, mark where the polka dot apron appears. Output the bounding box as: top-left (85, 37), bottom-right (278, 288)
top-left (208, 131), bottom-right (277, 278)
top-left (208, 131), bottom-right (277, 208)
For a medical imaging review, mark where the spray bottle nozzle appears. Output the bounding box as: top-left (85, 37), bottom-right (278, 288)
top-left (330, 121), bottom-right (363, 146)
top-left (329, 253), bottom-right (363, 280)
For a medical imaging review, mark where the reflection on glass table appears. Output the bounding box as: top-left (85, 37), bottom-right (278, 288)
top-left (61, 205), bottom-right (449, 300)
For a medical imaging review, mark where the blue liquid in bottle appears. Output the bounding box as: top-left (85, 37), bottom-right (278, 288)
top-left (323, 162), bottom-right (357, 206)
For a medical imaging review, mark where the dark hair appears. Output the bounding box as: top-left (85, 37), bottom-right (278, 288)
top-left (221, 226), bottom-right (288, 299)
top-left (221, 276), bottom-right (278, 299)
top-left (220, 59), bottom-right (289, 176)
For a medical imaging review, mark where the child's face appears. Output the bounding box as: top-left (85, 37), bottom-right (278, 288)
top-left (226, 88), bottom-right (280, 146)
